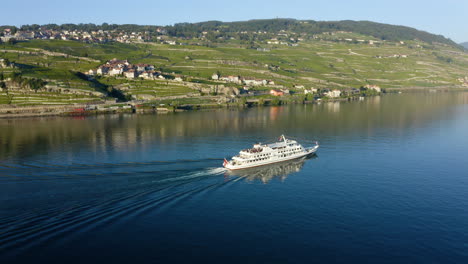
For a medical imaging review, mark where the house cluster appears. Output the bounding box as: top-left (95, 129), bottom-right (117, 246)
top-left (266, 38), bottom-right (299, 46)
top-left (1, 28), bottom-right (157, 43)
top-left (87, 59), bottom-right (164, 80)
top-left (345, 39), bottom-right (387, 45)
top-left (303, 87), bottom-right (369, 98)
top-left (303, 88), bottom-right (318, 94)
top-left (310, 32), bottom-right (388, 46)
top-left (319, 88), bottom-right (358, 98)
top-left (364, 84), bottom-right (382, 92)
top-left (271, 85), bottom-right (377, 98)
top-left (269, 89), bottom-right (291, 96)
top-left (323, 89), bottom-right (342, 98)
top-left (270, 87), bottom-right (360, 98)
top-left (114, 32), bottom-right (151, 43)
top-left (305, 86), bottom-right (378, 98)
top-left (270, 89), bottom-right (284, 96)
top-left (211, 74), bottom-right (275, 86)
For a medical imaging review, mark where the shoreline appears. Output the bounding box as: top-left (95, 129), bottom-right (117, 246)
top-left (0, 96), bottom-right (363, 119)
top-left (1, 88), bottom-right (467, 119)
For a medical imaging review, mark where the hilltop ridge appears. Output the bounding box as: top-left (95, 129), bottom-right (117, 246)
top-left (0, 19), bottom-right (461, 48)
top-left (169, 19), bottom-right (459, 47)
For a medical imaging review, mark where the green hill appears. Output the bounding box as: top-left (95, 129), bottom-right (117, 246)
top-left (1, 20), bottom-right (468, 106)
top-left (168, 19), bottom-right (459, 47)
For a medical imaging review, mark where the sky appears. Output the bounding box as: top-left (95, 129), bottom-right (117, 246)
top-left (1, 0), bottom-right (467, 43)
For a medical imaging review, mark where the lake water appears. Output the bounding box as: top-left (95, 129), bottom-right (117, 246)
top-left (1, 93), bottom-right (468, 263)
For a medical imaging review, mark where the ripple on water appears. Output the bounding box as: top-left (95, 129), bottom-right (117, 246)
top-left (0, 159), bottom-right (231, 258)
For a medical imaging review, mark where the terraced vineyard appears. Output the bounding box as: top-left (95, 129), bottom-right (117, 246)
top-left (101, 78), bottom-right (197, 99)
top-left (0, 91), bottom-right (101, 105)
top-left (1, 29), bottom-right (468, 105)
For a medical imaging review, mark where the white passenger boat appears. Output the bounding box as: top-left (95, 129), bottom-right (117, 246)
top-left (223, 135), bottom-right (319, 170)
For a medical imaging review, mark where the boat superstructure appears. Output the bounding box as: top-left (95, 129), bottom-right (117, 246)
top-left (223, 135), bottom-right (319, 170)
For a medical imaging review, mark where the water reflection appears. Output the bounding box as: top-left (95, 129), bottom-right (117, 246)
top-left (225, 156), bottom-right (316, 184)
top-left (326, 101), bottom-right (341, 113)
top-left (0, 92), bottom-right (467, 161)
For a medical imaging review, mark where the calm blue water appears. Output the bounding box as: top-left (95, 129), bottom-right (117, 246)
top-left (1, 93), bottom-right (468, 263)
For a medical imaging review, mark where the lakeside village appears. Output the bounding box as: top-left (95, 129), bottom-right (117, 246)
top-left (86, 58), bottom-right (383, 101)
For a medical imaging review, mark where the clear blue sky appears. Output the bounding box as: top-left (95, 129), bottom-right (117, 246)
top-left (1, 0), bottom-right (467, 42)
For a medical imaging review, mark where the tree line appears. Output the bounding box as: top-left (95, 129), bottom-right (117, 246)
top-left (1, 72), bottom-right (47, 92)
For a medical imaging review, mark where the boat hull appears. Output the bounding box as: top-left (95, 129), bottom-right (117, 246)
top-left (224, 145), bottom-right (318, 170)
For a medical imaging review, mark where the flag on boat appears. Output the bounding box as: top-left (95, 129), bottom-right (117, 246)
top-left (223, 158), bottom-right (228, 167)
